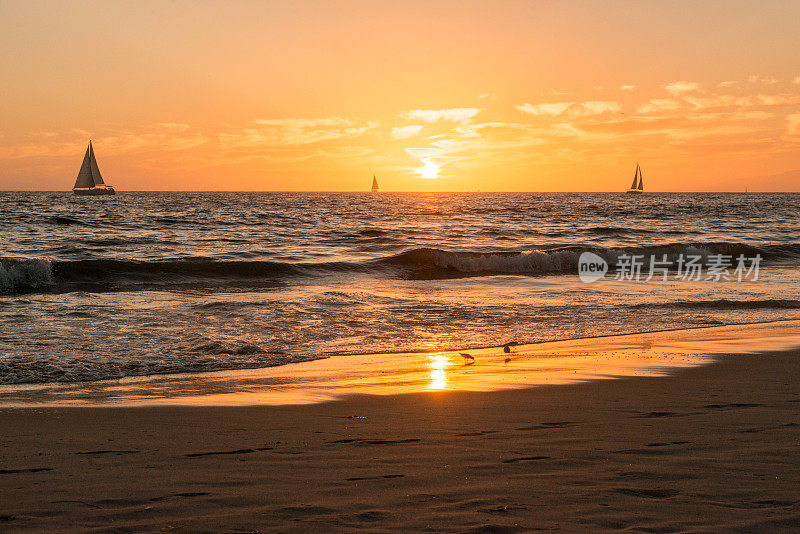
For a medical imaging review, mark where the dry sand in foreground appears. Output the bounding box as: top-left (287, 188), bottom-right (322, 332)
top-left (2, 348), bottom-right (800, 532)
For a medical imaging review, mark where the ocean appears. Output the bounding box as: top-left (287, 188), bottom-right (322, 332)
top-left (1, 192), bottom-right (799, 387)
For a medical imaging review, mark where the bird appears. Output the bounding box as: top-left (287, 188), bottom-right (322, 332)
top-left (459, 353), bottom-right (475, 365)
top-left (503, 344), bottom-right (511, 353)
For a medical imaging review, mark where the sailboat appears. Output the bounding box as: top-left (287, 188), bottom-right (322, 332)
top-left (371, 175), bottom-right (379, 192)
top-left (625, 163), bottom-right (643, 194)
top-left (73, 141), bottom-right (115, 195)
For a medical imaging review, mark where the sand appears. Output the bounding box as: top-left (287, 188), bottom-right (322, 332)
top-left (2, 341), bottom-right (800, 532)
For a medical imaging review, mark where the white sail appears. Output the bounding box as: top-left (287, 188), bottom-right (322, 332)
top-left (371, 175), bottom-right (379, 192)
top-left (637, 168), bottom-right (643, 190)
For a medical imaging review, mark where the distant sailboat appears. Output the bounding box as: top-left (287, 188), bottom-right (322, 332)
top-left (625, 163), bottom-right (643, 194)
top-left (371, 175), bottom-right (379, 192)
top-left (73, 141), bottom-right (115, 195)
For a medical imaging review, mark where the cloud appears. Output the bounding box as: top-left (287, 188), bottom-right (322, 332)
top-left (682, 95), bottom-right (739, 109)
top-left (664, 81), bottom-right (701, 96)
top-left (718, 81), bottom-right (738, 88)
top-left (682, 94), bottom-right (800, 109)
top-left (477, 93), bottom-right (494, 100)
top-left (516, 102), bottom-right (573, 117)
top-left (754, 94), bottom-right (800, 106)
top-left (620, 85), bottom-right (636, 92)
top-left (579, 101), bottom-right (623, 115)
top-left (399, 108), bottom-right (481, 123)
top-left (392, 125), bottom-right (423, 139)
top-left (636, 99), bottom-right (684, 114)
top-left (221, 117), bottom-right (379, 147)
top-left (794, 76), bottom-right (800, 85)
top-left (748, 75), bottom-right (778, 84)
top-left (516, 101), bottom-right (622, 118)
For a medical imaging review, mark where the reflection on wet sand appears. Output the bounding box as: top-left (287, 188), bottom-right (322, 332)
top-left (1, 320), bottom-right (799, 407)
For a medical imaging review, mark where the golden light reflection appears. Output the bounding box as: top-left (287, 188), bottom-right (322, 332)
top-left (427, 353), bottom-right (449, 389)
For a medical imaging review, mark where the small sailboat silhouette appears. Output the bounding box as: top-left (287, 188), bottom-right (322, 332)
top-left (625, 163), bottom-right (643, 194)
top-left (371, 175), bottom-right (379, 192)
top-left (73, 141), bottom-right (115, 195)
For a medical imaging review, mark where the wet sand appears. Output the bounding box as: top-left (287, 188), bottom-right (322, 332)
top-left (4, 320), bottom-right (799, 406)
top-left (2, 341), bottom-right (800, 531)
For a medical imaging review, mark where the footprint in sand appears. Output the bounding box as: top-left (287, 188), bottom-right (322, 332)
top-left (327, 438), bottom-right (420, 445)
top-left (186, 447), bottom-right (273, 457)
top-left (501, 456), bottom-right (550, 463)
top-left (0, 467), bottom-right (53, 474)
top-left (346, 474), bottom-right (405, 481)
top-left (516, 421), bottom-right (576, 431)
top-left (614, 488), bottom-right (679, 499)
top-left (76, 450), bottom-right (140, 455)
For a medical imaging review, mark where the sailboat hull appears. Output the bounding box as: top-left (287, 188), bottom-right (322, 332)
top-left (625, 189), bottom-right (643, 194)
top-left (73, 187), bottom-right (116, 196)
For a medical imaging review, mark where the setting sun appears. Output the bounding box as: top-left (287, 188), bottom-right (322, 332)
top-left (418, 163), bottom-right (440, 179)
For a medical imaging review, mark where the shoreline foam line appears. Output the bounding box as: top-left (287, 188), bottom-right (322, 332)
top-left (1, 320), bottom-right (799, 408)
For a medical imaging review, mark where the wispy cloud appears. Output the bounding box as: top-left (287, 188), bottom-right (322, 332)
top-left (399, 108), bottom-right (481, 123)
top-left (220, 117), bottom-right (379, 147)
top-left (620, 85), bottom-right (636, 92)
top-left (516, 101), bottom-right (622, 118)
top-left (636, 99), bottom-right (684, 114)
top-left (749, 75), bottom-right (778, 84)
top-left (664, 81), bottom-right (701, 96)
top-left (516, 102), bottom-right (572, 117)
top-left (392, 125), bottom-right (423, 139)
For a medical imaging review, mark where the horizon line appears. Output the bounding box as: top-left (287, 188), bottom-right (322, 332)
top-left (2, 190), bottom-right (798, 194)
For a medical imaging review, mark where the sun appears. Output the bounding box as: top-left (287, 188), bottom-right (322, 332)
top-left (418, 162), bottom-right (440, 179)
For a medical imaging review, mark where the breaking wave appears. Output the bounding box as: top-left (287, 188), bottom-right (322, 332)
top-left (2, 241), bottom-right (799, 294)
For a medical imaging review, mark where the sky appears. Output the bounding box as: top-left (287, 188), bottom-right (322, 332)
top-left (1, 0), bottom-right (799, 191)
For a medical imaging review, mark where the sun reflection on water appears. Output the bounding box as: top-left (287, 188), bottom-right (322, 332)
top-left (427, 353), bottom-right (449, 390)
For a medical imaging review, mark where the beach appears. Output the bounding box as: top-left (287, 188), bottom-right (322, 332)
top-left (3, 1), bottom-right (800, 531)
top-left (3, 327), bottom-right (800, 532)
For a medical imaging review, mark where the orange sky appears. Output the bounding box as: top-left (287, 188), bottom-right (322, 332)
top-left (1, 0), bottom-right (799, 191)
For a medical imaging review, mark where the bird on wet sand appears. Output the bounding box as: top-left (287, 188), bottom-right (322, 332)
top-left (459, 353), bottom-right (475, 365)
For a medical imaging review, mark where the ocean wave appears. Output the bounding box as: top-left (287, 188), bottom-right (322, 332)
top-left (50, 216), bottom-right (84, 226)
top-left (0, 258), bottom-right (53, 293)
top-left (380, 242), bottom-right (800, 277)
top-left (0, 346), bottom-right (314, 385)
top-left (634, 299), bottom-right (800, 310)
top-left (1, 241), bottom-right (798, 294)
